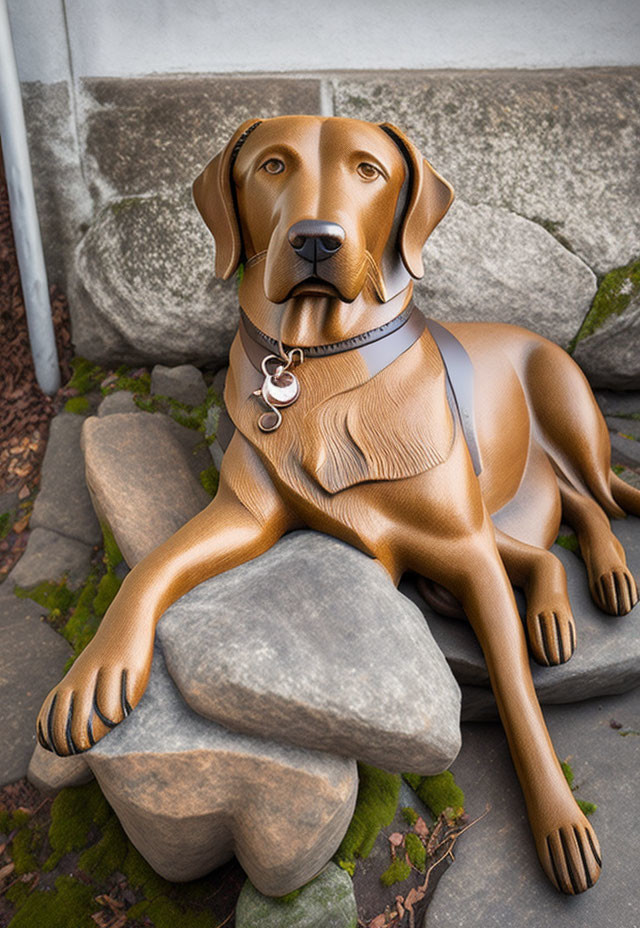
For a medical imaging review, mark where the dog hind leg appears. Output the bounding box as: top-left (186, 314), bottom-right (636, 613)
top-left (495, 528), bottom-right (576, 666)
top-left (610, 470), bottom-right (640, 517)
top-left (559, 476), bottom-right (639, 615)
top-left (451, 536), bottom-right (601, 894)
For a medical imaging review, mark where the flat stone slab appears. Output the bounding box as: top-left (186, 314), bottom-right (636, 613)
top-left (574, 292), bottom-right (640, 391)
top-left (413, 199), bottom-right (595, 348)
top-left (424, 686), bottom-right (640, 928)
top-left (8, 526), bottom-right (93, 590)
top-left (83, 644), bottom-right (357, 896)
top-left (97, 391), bottom-right (142, 417)
top-left (82, 413), bottom-right (210, 567)
top-left (595, 391), bottom-right (640, 417)
top-left (0, 592), bottom-right (71, 786)
top-left (610, 432), bottom-right (640, 469)
top-left (158, 530), bottom-right (462, 775)
top-left (27, 743), bottom-right (94, 795)
top-left (236, 863), bottom-right (357, 928)
top-left (30, 413), bottom-right (101, 547)
top-left (401, 516), bottom-right (640, 716)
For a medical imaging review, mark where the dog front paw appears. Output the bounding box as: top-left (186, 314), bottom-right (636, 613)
top-left (526, 606), bottom-right (576, 666)
top-left (36, 636), bottom-right (152, 756)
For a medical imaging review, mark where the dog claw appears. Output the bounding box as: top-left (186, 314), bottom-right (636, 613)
top-left (593, 567), bottom-right (638, 615)
top-left (528, 608), bottom-right (576, 666)
top-left (542, 822), bottom-right (601, 894)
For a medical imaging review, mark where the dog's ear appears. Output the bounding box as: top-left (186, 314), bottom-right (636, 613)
top-left (192, 118), bottom-right (262, 279)
top-left (379, 122), bottom-right (454, 279)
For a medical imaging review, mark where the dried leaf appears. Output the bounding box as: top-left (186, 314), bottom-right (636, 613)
top-left (413, 817), bottom-right (429, 838)
top-left (388, 832), bottom-right (405, 847)
top-left (369, 916), bottom-right (389, 928)
top-left (0, 862), bottom-right (15, 881)
top-left (17, 484), bottom-right (30, 499)
top-left (95, 894), bottom-right (124, 911)
top-left (12, 516), bottom-right (29, 534)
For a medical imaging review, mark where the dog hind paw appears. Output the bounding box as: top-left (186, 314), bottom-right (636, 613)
top-left (541, 821), bottom-right (602, 895)
top-left (592, 567), bottom-right (638, 616)
top-left (527, 607), bottom-right (576, 666)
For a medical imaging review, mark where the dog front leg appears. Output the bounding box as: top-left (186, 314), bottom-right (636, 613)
top-left (37, 431), bottom-right (300, 756)
top-left (452, 529), bottom-right (602, 895)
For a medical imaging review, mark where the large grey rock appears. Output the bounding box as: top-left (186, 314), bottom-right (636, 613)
top-left (335, 69), bottom-right (640, 273)
top-left (401, 516), bottom-right (640, 719)
top-left (574, 293), bottom-right (640, 390)
top-left (84, 645), bottom-right (357, 896)
top-left (151, 364), bottom-right (207, 406)
top-left (425, 687), bottom-right (640, 928)
top-left (72, 192), bottom-right (239, 366)
top-left (606, 416), bottom-right (640, 441)
top-left (236, 863), bottom-right (357, 928)
top-left (413, 200), bottom-right (596, 346)
top-left (8, 527), bottom-right (93, 591)
top-left (0, 593), bottom-right (72, 786)
top-left (159, 530), bottom-right (462, 774)
top-left (82, 412), bottom-right (210, 567)
top-left (595, 390), bottom-right (640, 417)
top-left (70, 76), bottom-right (322, 365)
top-left (30, 413), bottom-right (101, 547)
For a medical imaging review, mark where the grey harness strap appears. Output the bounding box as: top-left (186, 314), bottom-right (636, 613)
top-left (215, 307), bottom-right (482, 476)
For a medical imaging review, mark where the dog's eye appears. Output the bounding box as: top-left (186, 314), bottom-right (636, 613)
top-left (261, 158), bottom-right (285, 175)
top-left (357, 162), bottom-right (380, 180)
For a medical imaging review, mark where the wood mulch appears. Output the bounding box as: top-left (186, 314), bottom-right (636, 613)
top-left (0, 152), bottom-right (73, 580)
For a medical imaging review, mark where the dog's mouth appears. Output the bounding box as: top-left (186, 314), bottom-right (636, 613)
top-left (288, 277), bottom-right (343, 300)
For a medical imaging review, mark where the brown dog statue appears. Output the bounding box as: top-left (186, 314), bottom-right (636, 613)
top-left (37, 115), bottom-right (640, 896)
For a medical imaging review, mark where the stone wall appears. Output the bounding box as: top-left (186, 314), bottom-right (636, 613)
top-left (22, 68), bottom-right (640, 383)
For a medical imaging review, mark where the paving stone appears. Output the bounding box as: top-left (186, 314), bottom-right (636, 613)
top-left (595, 390), bottom-right (640, 417)
top-left (236, 862), bottom-right (357, 927)
top-left (574, 292), bottom-right (640, 390)
top-left (150, 364), bottom-right (208, 406)
top-left (85, 644), bottom-right (357, 895)
top-left (400, 516), bottom-right (640, 718)
top-left (424, 687), bottom-right (640, 928)
top-left (607, 416), bottom-right (640, 441)
top-left (0, 593), bottom-right (72, 786)
top-left (97, 391), bottom-right (142, 417)
top-left (413, 199), bottom-right (595, 347)
top-left (335, 69), bottom-right (640, 274)
top-left (82, 413), bottom-right (210, 568)
top-left (159, 530), bottom-right (462, 775)
top-left (610, 432), bottom-right (640, 469)
top-left (30, 413), bottom-right (101, 547)
top-left (27, 744), bottom-right (94, 795)
top-left (8, 527), bottom-right (93, 590)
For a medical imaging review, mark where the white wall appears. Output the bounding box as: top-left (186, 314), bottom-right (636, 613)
top-left (8, 0), bottom-right (640, 84)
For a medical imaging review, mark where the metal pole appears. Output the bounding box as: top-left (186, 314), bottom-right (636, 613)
top-left (0, 0), bottom-right (60, 395)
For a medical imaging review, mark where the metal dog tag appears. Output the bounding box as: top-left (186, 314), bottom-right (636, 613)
top-left (254, 349), bottom-right (304, 432)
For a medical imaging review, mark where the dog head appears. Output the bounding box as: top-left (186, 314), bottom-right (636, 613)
top-left (193, 115), bottom-right (453, 304)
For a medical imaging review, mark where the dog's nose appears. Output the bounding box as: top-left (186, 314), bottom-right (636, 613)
top-left (288, 220), bottom-right (345, 263)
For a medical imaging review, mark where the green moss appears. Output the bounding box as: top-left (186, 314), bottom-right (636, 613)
top-left (101, 524), bottom-right (123, 570)
top-left (92, 570), bottom-right (121, 619)
top-left (64, 396), bottom-right (91, 415)
top-left (556, 532), bottom-right (579, 554)
top-left (530, 216), bottom-right (575, 254)
top-left (405, 832), bottom-right (426, 872)
top-left (130, 897), bottom-right (213, 928)
top-left (403, 771), bottom-right (465, 820)
top-left (6, 875), bottom-right (95, 928)
top-left (101, 367), bottom-right (151, 397)
top-left (569, 258), bottom-right (640, 352)
top-left (577, 799), bottom-right (597, 816)
top-left (0, 809), bottom-right (11, 832)
top-left (236, 263), bottom-right (245, 286)
top-left (380, 857), bottom-right (411, 887)
top-left (275, 887), bottom-right (303, 904)
top-left (5, 881), bottom-right (31, 908)
top-left (561, 760), bottom-right (575, 789)
top-left (14, 578), bottom-right (75, 616)
top-left (401, 806), bottom-right (419, 826)
top-left (200, 463), bottom-right (219, 497)
top-left (44, 782), bottom-right (111, 870)
top-left (10, 827), bottom-right (39, 875)
top-left (336, 763), bottom-right (400, 873)
top-left (78, 815), bottom-right (128, 880)
top-left (10, 810), bottom-right (31, 830)
top-left (67, 357), bottom-right (104, 395)
top-left (0, 511), bottom-right (13, 540)
top-left (122, 842), bottom-right (171, 899)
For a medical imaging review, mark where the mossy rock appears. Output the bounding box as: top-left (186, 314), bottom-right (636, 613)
top-left (235, 864), bottom-right (357, 928)
top-left (335, 763), bottom-right (400, 874)
top-left (571, 258), bottom-right (640, 349)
